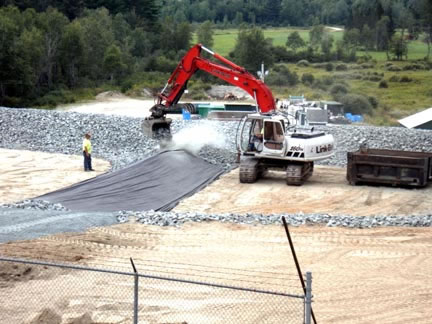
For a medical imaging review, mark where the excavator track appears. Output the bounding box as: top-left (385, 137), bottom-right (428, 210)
top-left (286, 162), bottom-right (314, 186)
top-left (239, 158), bottom-right (260, 183)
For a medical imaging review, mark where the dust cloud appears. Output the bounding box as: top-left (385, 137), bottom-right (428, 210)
top-left (169, 122), bottom-right (228, 154)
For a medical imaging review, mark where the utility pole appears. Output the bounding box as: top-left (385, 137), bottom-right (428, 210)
top-left (257, 62), bottom-right (268, 82)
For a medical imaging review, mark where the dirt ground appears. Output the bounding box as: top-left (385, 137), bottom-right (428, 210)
top-left (1, 148), bottom-right (432, 323)
top-left (175, 166), bottom-right (432, 216)
top-left (0, 148), bottom-right (110, 204)
top-left (1, 222), bottom-right (431, 323)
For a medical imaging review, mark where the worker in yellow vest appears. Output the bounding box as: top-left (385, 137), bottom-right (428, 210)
top-left (83, 133), bottom-right (94, 171)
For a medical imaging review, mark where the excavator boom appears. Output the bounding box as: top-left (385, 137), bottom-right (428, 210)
top-left (143, 44), bottom-right (276, 137)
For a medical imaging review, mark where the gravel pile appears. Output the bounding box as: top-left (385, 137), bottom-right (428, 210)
top-left (1, 107), bottom-right (156, 170)
top-left (2, 107), bottom-right (432, 171)
top-left (317, 124), bottom-right (432, 166)
top-left (0, 107), bottom-right (237, 171)
top-left (0, 199), bottom-right (69, 211)
top-left (116, 210), bottom-right (432, 228)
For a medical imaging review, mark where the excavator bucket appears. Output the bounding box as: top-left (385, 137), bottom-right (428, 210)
top-left (142, 118), bottom-right (172, 139)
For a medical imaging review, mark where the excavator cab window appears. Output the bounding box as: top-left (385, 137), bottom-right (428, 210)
top-left (238, 119), bottom-right (253, 152)
top-left (252, 120), bottom-right (263, 138)
top-left (247, 119), bottom-right (263, 152)
top-left (263, 120), bottom-right (285, 150)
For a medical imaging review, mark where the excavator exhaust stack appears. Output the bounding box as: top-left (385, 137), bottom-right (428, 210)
top-left (142, 117), bottom-right (172, 139)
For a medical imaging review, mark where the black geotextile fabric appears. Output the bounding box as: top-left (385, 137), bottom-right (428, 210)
top-left (38, 150), bottom-right (225, 212)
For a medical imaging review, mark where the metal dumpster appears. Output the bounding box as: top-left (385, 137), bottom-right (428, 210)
top-left (347, 148), bottom-right (432, 187)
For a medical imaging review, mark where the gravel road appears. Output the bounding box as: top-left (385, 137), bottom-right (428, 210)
top-left (0, 208), bottom-right (117, 243)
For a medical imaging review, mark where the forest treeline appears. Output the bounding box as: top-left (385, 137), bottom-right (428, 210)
top-left (0, 0), bottom-right (431, 107)
top-left (2, 0), bottom-right (431, 29)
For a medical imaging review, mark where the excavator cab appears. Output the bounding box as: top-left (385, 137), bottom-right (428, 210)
top-left (237, 114), bottom-right (287, 156)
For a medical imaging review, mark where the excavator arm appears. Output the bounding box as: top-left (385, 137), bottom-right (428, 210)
top-left (143, 44), bottom-right (276, 137)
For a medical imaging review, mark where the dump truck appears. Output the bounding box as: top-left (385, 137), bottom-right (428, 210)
top-left (347, 147), bottom-right (432, 187)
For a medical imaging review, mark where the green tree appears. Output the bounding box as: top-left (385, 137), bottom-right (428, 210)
top-left (130, 27), bottom-right (152, 57)
top-left (79, 8), bottom-right (115, 80)
top-left (340, 93), bottom-right (373, 115)
top-left (113, 13), bottom-right (132, 45)
top-left (190, 0), bottom-right (210, 22)
top-left (343, 28), bottom-right (360, 59)
top-left (393, 5), bottom-right (413, 59)
top-left (0, 6), bottom-right (24, 101)
top-left (175, 22), bottom-right (192, 52)
top-left (323, 0), bottom-right (349, 25)
top-left (262, 0), bottom-right (281, 25)
top-left (197, 20), bottom-right (214, 48)
top-left (286, 31), bottom-right (305, 53)
top-left (335, 39), bottom-right (345, 60)
top-left (222, 14), bottom-right (229, 28)
top-left (248, 11), bottom-right (256, 25)
top-left (309, 25), bottom-right (325, 50)
top-left (104, 44), bottom-right (126, 82)
top-left (230, 27), bottom-right (274, 74)
top-left (375, 16), bottom-right (391, 53)
top-left (280, 0), bottom-right (305, 26)
top-left (321, 34), bottom-right (334, 59)
top-left (63, 0), bottom-right (85, 19)
top-left (36, 7), bottom-right (69, 88)
top-left (389, 34), bottom-right (408, 60)
top-left (16, 26), bottom-right (44, 93)
top-left (422, 0), bottom-right (432, 60)
top-left (360, 25), bottom-right (375, 52)
top-left (159, 18), bottom-right (192, 56)
top-left (266, 65), bottom-right (298, 86)
top-left (60, 20), bottom-right (85, 87)
top-left (233, 11), bottom-right (243, 26)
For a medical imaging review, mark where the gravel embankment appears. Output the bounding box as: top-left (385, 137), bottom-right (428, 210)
top-left (319, 124), bottom-right (432, 166)
top-left (0, 107), bottom-right (235, 171)
top-left (116, 210), bottom-right (432, 228)
top-left (2, 107), bottom-right (432, 170)
top-left (1, 106), bottom-right (432, 234)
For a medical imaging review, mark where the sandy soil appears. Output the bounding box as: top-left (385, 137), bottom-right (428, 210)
top-left (0, 148), bottom-right (110, 204)
top-left (56, 89), bottom-right (254, 119)
top-left (326, 26), bottom-right (344, 32)
top-left (175, 166), bottom-right (432, 216)
top-left (1, 222), bottom-right (431, 324)
top-left (57, 97), bottom-right (158, 118)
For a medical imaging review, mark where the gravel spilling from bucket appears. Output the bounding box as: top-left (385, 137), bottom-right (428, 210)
top-left (116, 210), bottom-right (432, 228)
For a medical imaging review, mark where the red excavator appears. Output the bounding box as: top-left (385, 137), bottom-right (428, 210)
top-left (143, 44), bottom-right (334, 185)
top-left (142, 43), bottom-right (275, 136)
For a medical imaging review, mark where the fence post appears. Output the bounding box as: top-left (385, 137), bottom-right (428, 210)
top-left (130, 258), bottom-right (138, 324)
top-left (305, 272), bottom-right (312, 324)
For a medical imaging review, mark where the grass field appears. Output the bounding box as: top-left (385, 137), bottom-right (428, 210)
top-left (202, 27), bottom-right (429, 61)
top-left (274, 62), bottom-right (432, 125)
top-left (208, 28), bottom-right (321, 55)
top-left (193, 27), bottom-right (431, 125)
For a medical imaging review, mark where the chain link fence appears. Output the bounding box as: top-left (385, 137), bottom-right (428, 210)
top-left (0, 257), bottom-right (312, 324)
